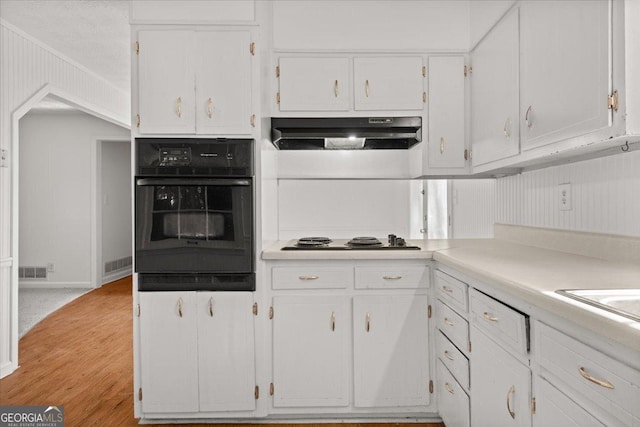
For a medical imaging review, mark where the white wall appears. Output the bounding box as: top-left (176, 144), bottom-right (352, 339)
top-left (496, 151), bottom-right (640, 237)
top-left (100, 140), bottom-right (132, 284)
top-left (18, 112), bottom-right (129, 288)
top-left (278, 180), bottom-right (412, 240)
top-left (0, 19), bottom-right (129, 378)
top-left (272, 1), bottom-right (470, 51)
top-left (452, 179), bottom-right (496, 238)
top-left (469, 0), bottom-right (516, 49)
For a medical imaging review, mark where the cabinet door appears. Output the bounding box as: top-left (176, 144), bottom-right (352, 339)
top-left (533, 376), bottom-right (605, 427)
top-left (196, 31), bottom-right (252, 135)
top-left (470, 325), bottom-right (531, 427)
top-left (520, 1), bottom-right (610, 150)
top-left (437, 360), bottom-right (470, 427)
top-left (471, 8), bottom-right (520, 167)
top-left (272, 296), bottom-right (349, 407)
top-left (354, 57), bottom-right (424, 111)
top-left (427, 56), bottom-right (467, 169)
top-left (353, 295), bottom-right (429, 407)
top-left (139, 292), bottom-right (199, 413)
top-left (138, 30), bottom-right (196, 134)
top-left (278, 57), bottom-right (350, 111)
top-left (197, 292), bottom-right (255, 412)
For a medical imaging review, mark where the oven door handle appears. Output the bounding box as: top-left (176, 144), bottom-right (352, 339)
top-left (136, 178), bottom-right (251, 187)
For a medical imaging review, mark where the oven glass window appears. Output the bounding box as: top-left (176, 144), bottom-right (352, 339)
top-left (150, 186), bottom-right (237, 241)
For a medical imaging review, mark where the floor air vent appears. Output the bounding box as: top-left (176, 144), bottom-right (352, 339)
top-left (104, 256), bottom-right (133, 274)
top-left (19, 266), bottom-right (47, 279)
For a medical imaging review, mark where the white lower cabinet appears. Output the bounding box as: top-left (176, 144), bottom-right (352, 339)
top-left (139, 291), bottom-right (256, 415)
top-left (533, 376), bottom-right (605, 427)
top-left (437, 360), bottom-right (470, 427)
top-left (470, 325), bottom-right (532, 427)
top-left (353, 295), bottom-right (430, 407)
top-left (271, 296), bottom-right (349, 408)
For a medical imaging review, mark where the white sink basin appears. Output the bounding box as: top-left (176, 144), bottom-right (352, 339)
top-left (556, 289), bottom-right (640, 322)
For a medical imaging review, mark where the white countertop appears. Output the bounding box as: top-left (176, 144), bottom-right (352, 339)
top-left (262, 236), bottom-right (640, 355)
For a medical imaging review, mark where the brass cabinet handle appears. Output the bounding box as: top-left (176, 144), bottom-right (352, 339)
top-left (383, 275), bottom-right (402, 280)
top-left (444, 350), bottom-right (455, 361)
top-left (525, 105), bottom-right (533, 129)
top-left (208, 297), bottom-right (214, 317)
top-left (441, 285), bottom-right (453, 293)
top-left (178, 297), bottom-right (183, 318)
top-left (578, 366), bottom-right (614, 389)
top-left (334, 80), bottom-right (339, 98)
top-left (176, 97), bottom-right (182, 118)
top-left (445, 382), bottom-right (455, 394)
top-left (439, 137), bottom-right (445, 154)
top-left (250, 114), bottom-right (256, 128)
top-left (365, 79), bottom-right (370, 97)
top-left (366, 313), bottom-right (371, 332)
top-left (298, 275), bottom-right (319, 281)
top-left (483, 312), bottom-right (499, 322)
top-left (331, 312), bottom-right (336, 332)
top-left (506, 385), bottom-right (515, 419)
top-left (504, 117), bottom-right (511, 139)
top-left (444, 317), bottom-right (454, 327)
top-left (207, 97), bottom-right (213, 118)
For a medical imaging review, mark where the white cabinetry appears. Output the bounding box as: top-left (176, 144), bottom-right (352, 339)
top-left (137, 30), bottom-right (253, 135)
top-left (277, 57), bottom-right (350, 111)
top-left (139, 292), bottom-right (256, 415)
top-left (353, 295), bottom-right (429, 407)
top-left (275, 56), bottom-right (425, 113)
top-left (533, 376), bottom-right (605, 427)
top-left (471, 7), bottom-right (520, 167)
top-left (520, 1), bottom-right (611, 151)
top-left (271, 296), bottom-right (349, 408)
top-left (470, 324), bottom-right (531, 427)
top-left (427, 56), bottom-right (467, 171)
top-left (353, 57), bottom-right (425, 111)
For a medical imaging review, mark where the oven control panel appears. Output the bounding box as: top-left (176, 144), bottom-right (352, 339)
top-left (159, 148), bottom-right (191, 166)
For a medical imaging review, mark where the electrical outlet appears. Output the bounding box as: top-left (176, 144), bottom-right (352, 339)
top-left (559, 183), bottom-right (572, 211)
top-left (46, 263), bottom-right (55, 273)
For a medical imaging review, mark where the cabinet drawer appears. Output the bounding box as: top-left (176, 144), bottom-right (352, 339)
top-left (436, 300), bottom-right (469, 354)
top-left (470, 289), bottom-right (529, 356)
top-left (437, 360), bottom-right (470, 427)
top-left (536, 322), bottom-right (640, 421)
top-left (436, 331), bottom-right (469, 391)
top-left (355, 265), bottom-right (429, 289)
top-left (434, 270), bottom-right (468, 313)
top-left (272, 266), bottom-right (352, 290)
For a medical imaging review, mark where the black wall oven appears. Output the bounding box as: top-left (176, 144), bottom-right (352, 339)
top-left (135, 138), bottom-right (254, 291)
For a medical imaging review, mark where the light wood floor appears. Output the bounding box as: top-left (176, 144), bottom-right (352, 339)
top-left (0, 276), bottom-right (444, 427)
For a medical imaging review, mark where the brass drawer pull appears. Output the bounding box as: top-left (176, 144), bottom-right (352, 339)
top-left (334, 80), bottom-right (339, 98)
top-left (383, 275), bottom-right (402, 280)
top-left (444, 317), bottom-right (454, 327)
top-left (445, 382), bottom-right (455, 394)
top-left (365, 79), bottom-right (370, 97)
top-left (441, 285), bottom-right (454, 293)
top-left (525, 105), bottom-right (533, 129)
top-left (207, 97), bottom-right (213, 118)
top-left (578, 366), bottom-right (614, 389)
top-left (483, 312), bottom-right (499, 322)
top-left (504, 117), bottom-right (511, 139)
top-left (178, 297), bottom-right (183, 318)
top-left (208, 297), bottom-right (214, 317)
top-left (440, 137), bottom-right (445, 154)
top-left (506, 385), bottom-right (515, 419)
top-left (331, 312), bottom-right (336, 332)
top-left (176, 97), bottom-right (182, 118)
top-left (444, 350), bottom-right (454, 361)
top-left (366, 313), bottom-right (371, 332)
top-left (298, 276), bottom-right (319, 281)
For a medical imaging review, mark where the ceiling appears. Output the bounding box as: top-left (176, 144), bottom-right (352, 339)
top-left (0, 0), bottom-right (131, 92)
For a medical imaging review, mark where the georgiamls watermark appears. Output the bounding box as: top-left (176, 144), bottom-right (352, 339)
top-left (0, 405), bottom-right (64, 427)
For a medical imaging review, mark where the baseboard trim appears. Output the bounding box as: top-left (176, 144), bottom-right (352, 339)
top-left (19, 281), bottom-right (92, 289)
top-left (102, 269), bottom-right (132, 286)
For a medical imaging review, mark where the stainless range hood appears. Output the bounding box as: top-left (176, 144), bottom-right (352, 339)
top-left (271, 117), bottom-right (422, 150)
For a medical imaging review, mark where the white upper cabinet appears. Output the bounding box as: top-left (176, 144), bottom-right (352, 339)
top-left (137, 29), bottom-right (253, 135)
top-left (277, 57), bottom-right (350, 111)
top-left (196, 31), bottom-right (253, 135)
top-left (427, 56), bottom-right (467, 170)
top-left (353, 57), bottom-right (425, 111)
top-left (138, 30), bottom-right (196, 134)
top-left (520, 0), bottom-right (611, 151)
top-left (471, 7), bottom-right (520, 167)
